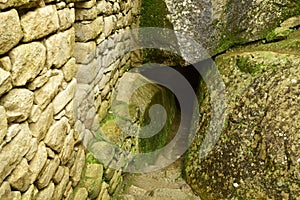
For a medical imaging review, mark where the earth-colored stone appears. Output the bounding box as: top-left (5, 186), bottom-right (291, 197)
top-left (74, 187), bottom-right (88, 200)
top-left (53, 78), bottom-right (77, 114)
top-left (76, 58), bottom-right (99, 84)
top-left (28, 69), bottom-right (51, 91)
top-left (52, 167), bottom-right (69, 200)
top-left (103, 15), bottom-right (115, 37)
top-left (74, 41), bottom-right (96, 64)
top-left (0, 88), bottom-right (34, 123)
top-left (45, 27), bottom-right (75, 68)
top-left (29, 103), bottom-right (53, 141)
top-left (0, 56), bottom-right (11, 71)
top-left (29, 142), bottom-right (47, 184)
top-left (62, 58), bottom-right (77, 82)
top-left (53, 166), bottom-right (64, 184)
top-left (0, 122), bottom-right (32, 183)
top-left (70, 146), bottom-right (85, 187)
top-left (60, 131), bottom-right (75, 165)
top-left (44, 117), bottom-right (69, 152)
top-left (9, 42), bottom-right (46, 86)
top-left (20, 5), bottom-right (59, 42)
top-left (25, 137), bottom-right (38, 161)
top-left (89, 141), bottom-right (115, 166)
top-left (7, 158), bottom-right (31, 192)
top-left (0, 106), bottom-right (7, 144)
top-left (20, 184), bottom-right (38, 200)
top-left (35, 182), bottom-right (55, 200)
top-left (58, 7), bottom-right (75, 31)
top-left (75, 0), bottom-right (96, 9)
top-left (0, 9), bottom-right (23, 55)
top-left (75, 6), bottom-right (97, 21)
top-left (36, 156), bottom-right (60, 189)
top-left (74, 16), bottom-right (103, 42)
top-left (34, 71), bottom-right (64, 110)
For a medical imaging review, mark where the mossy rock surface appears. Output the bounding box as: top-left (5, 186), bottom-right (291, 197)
top-left (184, 33), bottom-right (300, 199)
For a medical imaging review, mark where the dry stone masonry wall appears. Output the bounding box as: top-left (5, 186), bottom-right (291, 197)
top-left (0, 0), bottom-right (141, 199)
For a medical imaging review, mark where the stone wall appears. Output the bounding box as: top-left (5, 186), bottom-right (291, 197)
top-left (0, 0), bottom-right (141, 199)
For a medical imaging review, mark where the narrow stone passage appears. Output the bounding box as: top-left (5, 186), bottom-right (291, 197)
top-left (118, 112), bottom-right (201, 200)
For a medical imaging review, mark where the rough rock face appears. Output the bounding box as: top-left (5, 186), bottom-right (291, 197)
top-left (164, 0), bottom-right (300, 56)
top-left (184, 24), bottom-right (300, 199)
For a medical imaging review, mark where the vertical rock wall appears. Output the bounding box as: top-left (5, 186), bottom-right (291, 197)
top-left (0, 0), bottom-right (141, 199)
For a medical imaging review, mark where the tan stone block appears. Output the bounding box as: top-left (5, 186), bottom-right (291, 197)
top-left (44, 117), bottom-right (69, 152)
top-left (0, 88), bottom-right (34, 123)
top-left (29, 103), bottom-right (54, 141)
top-left (53, 78), bottom-right (77, 114)
top-left (58, 7), bottom-right (75, 31)
top-left (74, 16), bottom-right (103, 42)
top-left (0, 123), bottom-right (32, 183)
top-left (0, 9), bottom-right (23, 55)
top-left (34, 71), bottom-right (63, 110)
top-left (74, 41), bottom-right (96, 64)
top-left (75, 6), bottom-right (97, 21)
top-left (21, 5), bottom-right (59, 42)
top-left (45, 27), bottom-right (75, 68)
top-left (62, 58), bottom-right (77, 82)
top-left (9, 42), bottom-right (46, 86)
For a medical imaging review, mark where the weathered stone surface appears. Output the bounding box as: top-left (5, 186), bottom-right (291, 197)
top-left (0, 56), bottom-right (11, 71)
top-left (28, 104), bottom-right (41, 123)
top-left (0, 88), bottom-right (34, 123)
top-left (62, 58), bottom-right (77, 82)
top-left (75, 6), bottom-right (97, 21)
top-left (60, 131), bottom-right (75, 165)
top-left (63, 181), bottom-right (73, 200)
top-left (0, 123), bottom-right (32, 183)
top-left (45, 27), bottom-right (75, 68)
top-left (52, 167), bottom-right (69, 200)
top-left (9, 42), bottom-right (46, 86)
top-left (85, 163), bottom-right (103, 178)
top-left (29, 142), bottom-right (47, 184)
top-left (0, 106), bottom-right (7, 144)
top-left (58, 7), bottom-right (75, 31)
top-left (25, 137), bottom-right (38, 161)
top-left (20, 184), bottom-right (38, 200)
top-left (75, 0), bottom-right (96, 8)
top-left (36, 182), bottom-right (55, 200)
top-left (185, 37), bottom-right (300, 199)
top-left (0, 9), bottom-right (23, 55)
top-left (89, 141), bottom-right (115, 166)
top-left (70, 146), bottom-right (85, 187)
top-left (76, 58), bottom-right (99, 84)
top-left (165, 0), bottom-right (300, 56)
top-left (44, 117), bottom-right (69, 152)
top-left (74, 16), bottom-right (103, 42)
top-left (65, 100), bottom-right (76, 126)
top-left (29, 103), bottom-right (53, 141)
top-left (74, 41), bottom-right (96, 64)
top-left (74, 187), bottom-right (88, 200)
top-left (53, 78), bottom-right (76, 114)
top-left (7, 158), bottom-right (31, 192)
top-left (0, 182), bottom-right (11, 200)
top-left (28, 69), bottom-right (51, 91)
top-left (103, 16), bottom-right (115, 37)
top-left (34, 71), bottom-right (63, 110)
top-left (37, 156), bottom-right (60, 189)
top-left (20, 5), bottom-right (59, 42)
top-left (53, 166), bottom-right (64, 184)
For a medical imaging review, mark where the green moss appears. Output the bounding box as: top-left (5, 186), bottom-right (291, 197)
top-left (139, 0), bottom-right (173, 28)
top-left (86, 153), bottom-right (100, 164)
top-left (236, 56), bottom-right (264, 75)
